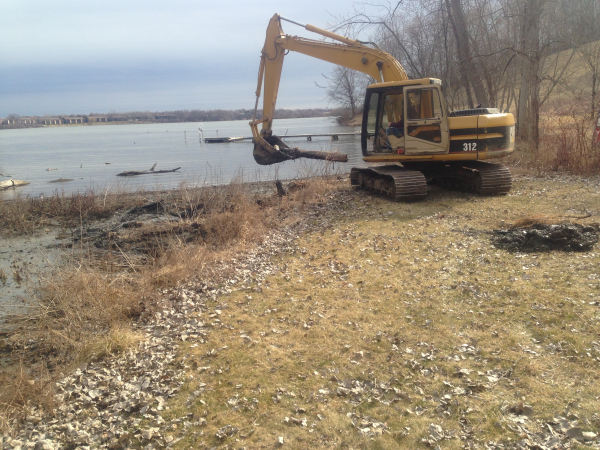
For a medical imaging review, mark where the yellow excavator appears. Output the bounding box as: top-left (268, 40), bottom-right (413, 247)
top-left (249, 14), bottom-right (515, 201)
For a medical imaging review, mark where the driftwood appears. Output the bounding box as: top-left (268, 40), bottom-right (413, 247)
top-left (0, 179), bottom-right (30, 191)
top-left (117, 163), bottom-right (181, 177)
top-left (48, 178), bottom-right (75, 183)
top-left (205, 136), bottom-right (244, 143)
top-left (253, 134), bottom-right (348, 165)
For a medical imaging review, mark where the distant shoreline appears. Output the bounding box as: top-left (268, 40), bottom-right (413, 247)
top-left (0, 124), bottom-right (44, 130)
top-left (0, 115), bottom-right (348, 131)
top-left (1, 107), bottom-right (350, 130)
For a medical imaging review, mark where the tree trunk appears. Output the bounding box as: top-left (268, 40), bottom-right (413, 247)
top-left (445, 0), bottom-right (489, 108)
top-left (517, 0), bottom-right (544, 149)
top-left (593, 108), bottom-right (600, 148)
top-left (465, 85), bottom-right (475, 110)
top-left (499, 83), bottom-right (507, 112)
top-left (592, 73), bottom-right (598, 118)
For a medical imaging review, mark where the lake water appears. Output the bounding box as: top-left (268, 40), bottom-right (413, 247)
top-left (0, 117), bottom-right (365, 199)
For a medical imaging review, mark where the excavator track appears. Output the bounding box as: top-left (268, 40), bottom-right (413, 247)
top-left (351, 162), bottom-right (511, 201)
top-left (423, 161), bottom-right (512, 195)
top-left (465, 161), bottom-right (512, 195)
top-left (351, 165), bottom-right (428, 202)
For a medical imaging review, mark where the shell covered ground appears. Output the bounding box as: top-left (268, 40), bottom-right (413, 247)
top-left (3, 174), bottom-right (600, 450)
top-left (165, 176), bottom-right (600, 449)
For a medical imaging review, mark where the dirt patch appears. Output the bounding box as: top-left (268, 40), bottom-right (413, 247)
top-left (492, 222), bottom-right (600, 252)
top-left (78, 206), bottom-right (209, 258)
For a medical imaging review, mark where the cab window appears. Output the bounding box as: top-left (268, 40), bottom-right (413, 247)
top-left (366, 92), bottom-right (379, 136)
top-left (382, 92), bottom-right (403, 128)
top-left (406, 88), bottom-right (443, 120)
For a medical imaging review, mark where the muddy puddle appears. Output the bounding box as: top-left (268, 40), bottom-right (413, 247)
top-left (0, 232), bottom-right (67, 328)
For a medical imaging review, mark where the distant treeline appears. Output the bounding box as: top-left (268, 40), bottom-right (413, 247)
top-left (144, 108), bottom-right (347, 122)
top-left (103, 108), bottom-right (347, 123)
top-left (1, 108), bottom-right (347, 128)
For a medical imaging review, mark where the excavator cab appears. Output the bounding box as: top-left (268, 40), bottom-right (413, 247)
top-left (362, 79), bottom-right (449, 158)
top-left (368, 90), bottom-right (405, 154)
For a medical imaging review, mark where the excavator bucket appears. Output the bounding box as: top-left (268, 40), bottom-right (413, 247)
top-left (252, 134), bottom-right (348, 166)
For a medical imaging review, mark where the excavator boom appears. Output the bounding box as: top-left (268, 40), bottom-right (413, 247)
top-left (250, 14), bottom-right (408, 165)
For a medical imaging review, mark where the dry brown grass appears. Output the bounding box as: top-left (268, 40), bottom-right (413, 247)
top-left (508, 98), bottom-right (600, 176)
top-left (0, 175), bottom-right (341, 433)
top-left (3, 159), bottom-right (599, 444)
top-left (160, 178), bottom-right (600, 449)
top-left (0, 362), bottom-right (56, 435)
top-left (0, 188), bottom-right (143, 236)
top-left (75, 327), bottom-right (144, 364)
top-left (28, 178), bottom-right (336, 349)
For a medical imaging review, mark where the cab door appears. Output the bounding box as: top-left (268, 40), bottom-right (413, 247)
top-left (403, 86), bottom-right (449, 155)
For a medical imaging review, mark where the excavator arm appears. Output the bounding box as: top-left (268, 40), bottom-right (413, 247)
top-left (250, 14), bottom-right (409, 165)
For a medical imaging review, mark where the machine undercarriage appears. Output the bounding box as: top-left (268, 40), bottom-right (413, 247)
top-left (350, 161), bottom-right (512, 201)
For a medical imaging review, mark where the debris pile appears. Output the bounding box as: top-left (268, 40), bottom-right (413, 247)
top-left (492, 223), bottom-right (599, 252)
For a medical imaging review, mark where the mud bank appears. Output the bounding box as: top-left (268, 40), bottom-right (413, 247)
top-left (0, 232), bottom-right (66, 328)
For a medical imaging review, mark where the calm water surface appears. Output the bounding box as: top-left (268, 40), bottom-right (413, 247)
top-left (0, 117), bottom-right (364, 199)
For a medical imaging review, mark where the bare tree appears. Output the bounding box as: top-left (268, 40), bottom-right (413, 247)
top-left (330, 2), bottom-right (425, 78)
top-left (579, 42), bottom-right (600, 116)
top-left (569, 0), bottom-right (600, 115)
top-left (324, 0), bottom-right (600, 148)
top-left (445, 0), bottom-right (489, 107)
top-left (318, 66), bottom-right (371, 116)
top-left (513, 0), bottom-right (545, 147)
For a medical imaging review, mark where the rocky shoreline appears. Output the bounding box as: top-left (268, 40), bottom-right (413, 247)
top-left (1, 224), bottom-right (295, 449)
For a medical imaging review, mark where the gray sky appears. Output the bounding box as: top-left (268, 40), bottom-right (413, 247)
top-left (0, 0), bottom-right (358, 116)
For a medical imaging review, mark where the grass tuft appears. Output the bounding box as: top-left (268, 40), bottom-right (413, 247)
top-left (76, 327), bottom-right (144, 364)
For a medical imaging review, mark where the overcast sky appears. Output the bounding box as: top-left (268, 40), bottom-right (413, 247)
top-left (0, 0), bottom-right (361, 116)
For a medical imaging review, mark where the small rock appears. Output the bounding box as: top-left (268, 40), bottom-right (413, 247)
top-left (522, 405), bottom-right (534, 416)
top-left (34, 440), bottom-right (54, 450)
top-left (583, 431), bottom-right (598, 441)
top-left (566, 427), bottom-right (584, 441)
top-left (454, 368), bottom-right (471, 377)
top-left (141, 429), bottom-right (154, 440)
top-left (429, 424), bottom-right (444, 441)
